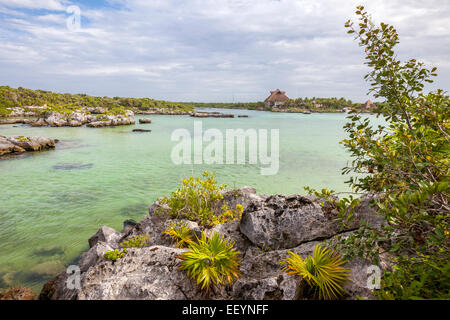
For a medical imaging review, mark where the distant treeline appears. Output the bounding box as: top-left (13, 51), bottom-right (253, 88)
top-left (185, 97), bottom-right (384, 112)
top-left (0, 86), bottom-right (194, 115)
top-left (283, 97), bottom-right (357, 111)
top-left (183, 102), bottom-right (265, 110)
top-left (0, 86), bottom-right (385, 116)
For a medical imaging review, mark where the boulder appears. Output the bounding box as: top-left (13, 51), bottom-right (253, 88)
top-left (7, 136), bottom-right (56, 152)
top-left (139, 118), bottom-right (152, 124)
top-left (232, 274), bottom-right (298, 300)
top-left (240, 195), bottom-right (343, 249)
top-left (45, 112), bottom-right (68, 127)
top-left (0, 136), bottom-right (25, 156)
top-left (239, 194), bottom-right (380, 250)
top-left (78, 241), bottom-right (114, 272)
top-left (1, 135), bottom-right (56, 157)
top-left (88, 226), bottom-right (124, 249)
top-left (77, 246), bottom-right (204, 300)
top-left (206, 220), bottom-right (252, 254)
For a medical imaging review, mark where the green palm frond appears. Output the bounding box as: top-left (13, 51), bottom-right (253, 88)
top-left (178, 231), bottom-right (241, 291)
top-left (281, 244), bottom-right (350, 299)
top-left (163, 221), bottom-right (194, 248)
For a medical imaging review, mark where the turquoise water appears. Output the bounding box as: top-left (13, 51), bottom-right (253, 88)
top-left (0, 109), bottom-right (370, 292)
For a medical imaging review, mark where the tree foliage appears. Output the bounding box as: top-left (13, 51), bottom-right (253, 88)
top-left (331, 6), bottom-right (450, 299)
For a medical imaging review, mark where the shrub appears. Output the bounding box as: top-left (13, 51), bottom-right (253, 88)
top-left (104, 235), bottom-right (150, 262)
top-left (104, 249), bottom-right (127, 262)
top-left (178, 231), bottom-right (241, 292)
top-left (156, 172), bottom-right (244, 227)
top-left (281, 245), bottom-right (350, 300)
top-left (320, 6), bottom-right (449, 299)
top-left (163, 221), bottom-right (194, 248)
top-left (121, 235), bottom-right (150, 249)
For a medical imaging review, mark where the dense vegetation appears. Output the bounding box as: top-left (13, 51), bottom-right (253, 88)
top-left (0, 86), bottom-right (194, 115)
top-left (185, 102), bottom-right (265, 110)
top-left (318, 7), bottom-right (449, 299)
top-left (0, 86), bottom-right (379, 116)
top-left (190, 98), bottom-right (380, 113)
top-left (282, 97), bottom-right (359, 112)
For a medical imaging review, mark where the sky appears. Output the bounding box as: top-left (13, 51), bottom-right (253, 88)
top-left (0, 0), bottom-right (449, 102)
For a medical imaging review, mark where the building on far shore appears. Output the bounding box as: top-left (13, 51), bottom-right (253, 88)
top-left (361, 99), bottom-right (377, 111)
top-left (264, 89), bottom-right (289, 109)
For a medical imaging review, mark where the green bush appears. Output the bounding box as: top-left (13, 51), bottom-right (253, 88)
top-left (156, 172), bottom-right (244, 227)
top-left (121, 235), bottom-right (150, 249)
top-left (104, 235), bottom-right (150, 262)
top-left (178, 231), bottom-right (241, 292)
top-left (104, 249), bottom-right (127, 262)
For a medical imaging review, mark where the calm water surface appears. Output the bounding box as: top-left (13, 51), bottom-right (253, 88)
top-left (0, 108), bottom-right (375, 292)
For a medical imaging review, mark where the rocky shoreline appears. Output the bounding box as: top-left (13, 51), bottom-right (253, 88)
top-left (0, 107), bottom-right (136, 128)
top-left (0, 135), bottom-right (58, 158)
top-left (39, 187), bottom-right (388, 300)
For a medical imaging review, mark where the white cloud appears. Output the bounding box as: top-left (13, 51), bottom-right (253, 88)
top-left (0, 0), bottom-right (448, 102)
top-left (0, 0), bottom-right (67, 11)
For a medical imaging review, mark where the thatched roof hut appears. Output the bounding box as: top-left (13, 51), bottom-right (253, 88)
top-left (265, 89), bottom-right (289, 107)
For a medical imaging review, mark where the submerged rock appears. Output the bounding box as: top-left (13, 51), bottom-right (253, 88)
top-left (52, 163), bottom-right (93, 170)
top-left (132, 129), bottom-right (151, 133)
top-left (33, 246), bottom-right (65, 257)
top-left (30, 261), bottom-right (66, 278)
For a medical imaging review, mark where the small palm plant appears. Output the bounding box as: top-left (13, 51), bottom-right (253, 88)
top-left (163, 221), bottom-right (194, 248)
top-left (281, 244), bottom-right (350, 299)
top-left (178, 231), bottom-right (241, 292)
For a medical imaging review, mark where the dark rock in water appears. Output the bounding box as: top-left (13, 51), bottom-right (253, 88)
top-left (132, 129), bottom-right (151, 133)
top-left (238, 115), bottom-right (249, 118)
top-left (123, 219), bottom-right (137, 233)
top-left (190, 112), bottom-right (234, 118)
top-left (52, 163), bottom-right (93, 170)
top-left (0, 287), bottom-right (37, 300)
top-left (32, 246), bottom-right (65, 257)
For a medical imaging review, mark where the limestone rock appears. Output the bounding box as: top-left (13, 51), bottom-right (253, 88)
top-left (77, 246), bottom-right (203, 300)
top-left (88, 226), bottom-right (123, 249)
top-left (240, 194), bottom-right (343, 249)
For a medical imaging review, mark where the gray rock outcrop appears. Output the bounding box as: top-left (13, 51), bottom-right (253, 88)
top-left (0, 135), bottom-right (57, 157)
top-left (40, 187), bottom-right (387, 301)
top-left (29, 109), bottom-right (135, 128)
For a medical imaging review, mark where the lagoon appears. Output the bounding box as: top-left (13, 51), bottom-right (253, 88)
top-left (0, 108), bottom-right (372, 292)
